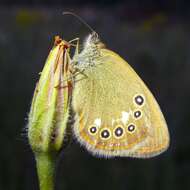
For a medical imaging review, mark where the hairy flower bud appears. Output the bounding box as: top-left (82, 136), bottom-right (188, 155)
top-left (28, 36), bottom-right (72, 154)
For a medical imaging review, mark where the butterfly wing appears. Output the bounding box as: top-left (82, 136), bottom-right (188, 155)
top-left (72, 48), bottom-right (169, 158)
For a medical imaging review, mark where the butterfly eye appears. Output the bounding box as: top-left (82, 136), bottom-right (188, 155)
top-left (134, 110), bottom-right (142, 119)
top-left (134, 95), bottom-right (145, 106)
top-left (88, 125), bottom-right (98, 135)
top-left (100, 128), bottom-right (111, 140)
top-left (113, 125), bottom-right (125, 139)
top-left (127, 124), bottom-right (136, 133)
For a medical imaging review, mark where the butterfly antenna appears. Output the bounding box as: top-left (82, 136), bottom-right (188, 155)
top-left (62, 11), bottom-right (97, 35)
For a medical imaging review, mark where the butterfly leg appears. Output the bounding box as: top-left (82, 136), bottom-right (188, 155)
top-left (68, 38), bottom-right (80, 58)
top-left (56, 67), bottom-right (88, 89)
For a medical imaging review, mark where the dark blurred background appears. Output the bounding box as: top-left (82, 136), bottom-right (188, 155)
top-left (0, 0), bottom-right (190, 190)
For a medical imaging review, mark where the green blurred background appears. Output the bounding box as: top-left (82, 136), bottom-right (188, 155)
top-left (0, 0), bottom-right (189, 190)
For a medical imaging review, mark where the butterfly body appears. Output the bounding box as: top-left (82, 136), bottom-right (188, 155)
top-left (71, 33), bottom-right (169, 158)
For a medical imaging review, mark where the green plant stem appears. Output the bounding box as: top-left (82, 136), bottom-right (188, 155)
top-left (35, 153), bottom-right (57, 190)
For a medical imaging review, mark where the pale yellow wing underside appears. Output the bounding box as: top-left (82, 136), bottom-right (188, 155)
top-left (72, 48), bottom-right (169, 158)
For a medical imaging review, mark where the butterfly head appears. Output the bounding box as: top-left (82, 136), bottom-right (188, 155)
top-left (84, 32), bottom-right (105, 49)
top-left (73, 32), bottom-right (105, 69)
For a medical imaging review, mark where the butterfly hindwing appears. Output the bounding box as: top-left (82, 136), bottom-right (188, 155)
top-left (72, 36), bottom-right (169, 158)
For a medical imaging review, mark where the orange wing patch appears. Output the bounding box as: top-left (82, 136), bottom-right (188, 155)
top-left (76, 111), bottom-right (149, 152)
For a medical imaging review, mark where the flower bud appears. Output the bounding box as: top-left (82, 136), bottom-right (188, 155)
top-left (28, 36), bottom-right (72, 154)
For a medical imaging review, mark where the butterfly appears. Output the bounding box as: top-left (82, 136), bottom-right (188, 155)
top-left (70, 32), bottom-right (170, 158)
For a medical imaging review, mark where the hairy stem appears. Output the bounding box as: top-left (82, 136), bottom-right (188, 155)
top-left (35, 153), bottom-right (57, 190)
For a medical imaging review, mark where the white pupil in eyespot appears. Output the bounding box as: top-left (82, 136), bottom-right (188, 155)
top-left (101, 130), bottom-right (110, 138)
top-left (115, 127), bottom-right (123, 137)
top-left (90, 126), bottom-right (97, 133)
top-left (135, 95), bottom-right (144, 105)
top-left (134, 110), bottom-right (141, 118)
top-left (128, 124), bottom-right (135, 132)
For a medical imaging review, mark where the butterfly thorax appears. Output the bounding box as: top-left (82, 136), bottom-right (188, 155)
top-left (72, 33), bottom-right (104, 69)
